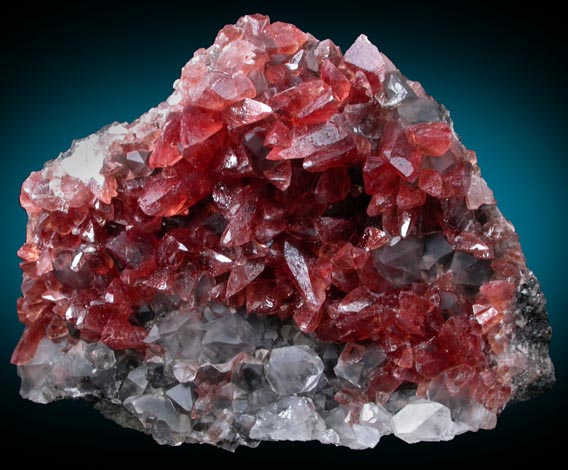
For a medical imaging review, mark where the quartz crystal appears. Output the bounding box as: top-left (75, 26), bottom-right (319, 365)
top-left (12, 14), bottom-right (554, 450)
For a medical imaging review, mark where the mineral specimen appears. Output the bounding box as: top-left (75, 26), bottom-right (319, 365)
top-left (13, 14), bottom-right (554, 450)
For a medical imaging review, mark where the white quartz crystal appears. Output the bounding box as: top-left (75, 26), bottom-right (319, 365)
top-left (392, 399), bottom-right (457, 443)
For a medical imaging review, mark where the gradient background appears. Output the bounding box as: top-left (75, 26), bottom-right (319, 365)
top-left (1, 1), bottom-right (565, 464)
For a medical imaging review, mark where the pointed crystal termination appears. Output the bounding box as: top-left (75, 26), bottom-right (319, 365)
top-left (13, 14), bottom-right (553, 450)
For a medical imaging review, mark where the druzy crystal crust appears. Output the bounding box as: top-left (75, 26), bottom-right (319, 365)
top-left (13, 15), bottom-right (554, 450)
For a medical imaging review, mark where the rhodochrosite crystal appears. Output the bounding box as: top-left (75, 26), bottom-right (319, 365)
top-left (13, 15), bottom-right (554, 450)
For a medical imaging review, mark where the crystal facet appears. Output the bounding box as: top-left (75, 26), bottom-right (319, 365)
top-left (13, 14), bottom-right (554, 451)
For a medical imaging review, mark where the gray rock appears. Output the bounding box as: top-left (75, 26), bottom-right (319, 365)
top-left (509, 270), bottom-right (555, 401)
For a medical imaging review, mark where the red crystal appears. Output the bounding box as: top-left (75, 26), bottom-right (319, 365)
top-left (407, 122), bottom-right (453, 157)
top-left (13, 14), bottom-right (531, 415)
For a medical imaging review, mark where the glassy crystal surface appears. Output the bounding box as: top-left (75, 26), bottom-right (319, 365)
top-left (13, 14), bottom-right (554, 450)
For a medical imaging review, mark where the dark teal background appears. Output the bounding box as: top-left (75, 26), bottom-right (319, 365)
top-left (1, 1), bottom-right (565, 464)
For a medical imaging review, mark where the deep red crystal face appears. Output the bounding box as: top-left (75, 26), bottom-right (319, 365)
top-left (13, 14), bottom-right (525, 413)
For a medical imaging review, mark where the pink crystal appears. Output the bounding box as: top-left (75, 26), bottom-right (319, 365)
top-left (13, 15), bottom-right (553, 442)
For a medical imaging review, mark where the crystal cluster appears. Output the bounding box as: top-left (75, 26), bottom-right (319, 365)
top-left (13, 15), bottom-right (554, 450)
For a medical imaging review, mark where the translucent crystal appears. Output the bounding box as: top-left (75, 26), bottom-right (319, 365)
top-left (391, 399), bottom-right (457, 444)
top-left (13, 14), bottom-right (554, 451)
top-left (249, 397), bottom-right (326, 441)
top-left (265, 346), bottom-right (324, 395)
